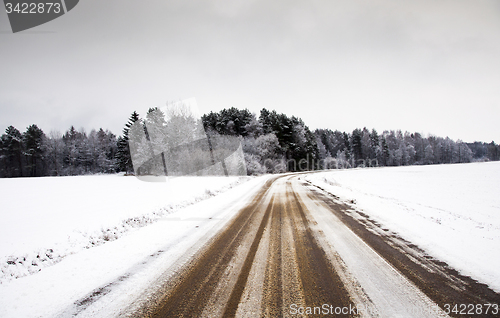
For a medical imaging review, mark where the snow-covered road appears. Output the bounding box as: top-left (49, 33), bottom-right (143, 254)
top-left (126, 174), bottom-right (497, 317)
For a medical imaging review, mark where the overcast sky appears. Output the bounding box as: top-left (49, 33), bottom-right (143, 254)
top-left (1, 0), bottom-right (499, 142)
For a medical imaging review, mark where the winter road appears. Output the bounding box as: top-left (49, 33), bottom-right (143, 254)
top-left (128, 174), bottom-right (499, 317)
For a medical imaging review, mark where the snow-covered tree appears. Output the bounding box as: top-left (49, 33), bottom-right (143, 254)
top-left (116, 111), bottom-right (140, 174)
top-left (23, 124), bottom-right (45, 177)
top-left (44, 131), bottom-right (64, 176)
top-left (1, 126), bottom-right (24, 177)
top-left (424, 144), bottom-right (434, 164)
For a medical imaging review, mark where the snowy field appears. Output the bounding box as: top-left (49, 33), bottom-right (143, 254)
top-left (0, 174), bottom-right (249, 283)
top-left (305, 161), bottom-right (500, 292)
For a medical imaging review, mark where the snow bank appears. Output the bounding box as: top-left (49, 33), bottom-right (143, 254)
top-left (0, 174), bottom-right (249, 284)
top-left (305, 162), bottom-right (500, 292)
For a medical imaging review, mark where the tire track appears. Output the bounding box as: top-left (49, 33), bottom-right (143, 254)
top-left (145, 176), bottom-right (357, 317)
top-left (302, 178), bottom-right (500, 318)
top-left (145, 174), bottom-right (480, 317)
top-left (286, 180), bottom-right (355, 317)
top-left (149, 179), bottom-right (275, 317)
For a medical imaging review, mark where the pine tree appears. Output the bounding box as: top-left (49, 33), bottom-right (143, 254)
top-left (488, 141), bottom-right (499, 161)
top-left (116, 111), bottom-right (140, 174)
top-left (351, 129), bottom-right (362, 162)
top-left (243, 113), bottom-right (263, 138)
top-left (201, 111), bottom-right (219, 134)
top-left (380, 137), bottom-right (389, 166)
top-left (24, 124), bottom-right (45, 177)
top-left (62, 126), bottom-right (86, 175)
top-left (1, 126), bottom-right (24, 177)
top-left (259, 108), bottom-right (275, 135)
top-left (370, 129), bottom-right (379, 160)
top-left (44, 131), bottom-right (64, 176)
top-left (96, 128), bottom-right (117, 173)
top-left (424, 144), bottom-right (434, 164)
top-left (145, 107), bottom-right (168, 175)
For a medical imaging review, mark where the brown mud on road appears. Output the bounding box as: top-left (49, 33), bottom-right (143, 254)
top-left (143, 177), bottom-right (354, 317)
top-left (302, 177), bottom-right (500, 318)
top-left (130, 175), bottom-right (499, 318)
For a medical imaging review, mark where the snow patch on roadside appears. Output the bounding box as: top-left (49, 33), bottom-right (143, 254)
top-left (0, 175), bottom-right (249, 284)
top-left (305, 162), bottom-right (500, 292)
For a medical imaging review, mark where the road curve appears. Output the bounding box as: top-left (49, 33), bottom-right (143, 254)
top-left (135, 174), bottom-right (499, 317)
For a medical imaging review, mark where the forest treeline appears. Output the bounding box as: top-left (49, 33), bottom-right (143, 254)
top-left (203, 108), bottom-right (499, 174)
top-left (1, 107), bottom-right (499, 177)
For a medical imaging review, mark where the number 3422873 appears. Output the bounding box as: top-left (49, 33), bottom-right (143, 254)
top-left (444, 303), bottom-right (499, 315)
top-left (5, 3), bottom-right (61, 14)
